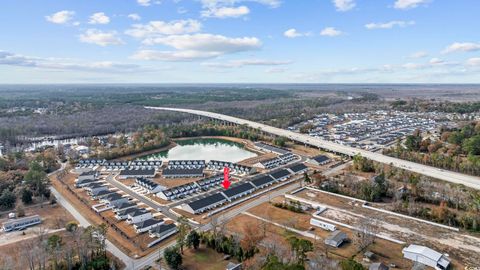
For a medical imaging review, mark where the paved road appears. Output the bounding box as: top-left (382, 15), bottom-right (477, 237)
top-left (49, 187), bottom-right (133, 267)
top-left (147, 106), bottom-right (480, 190)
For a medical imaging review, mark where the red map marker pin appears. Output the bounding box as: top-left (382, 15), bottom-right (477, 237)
top-left (222, 167), bottom-right (231, 189)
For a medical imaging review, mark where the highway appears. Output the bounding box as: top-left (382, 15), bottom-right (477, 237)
top-left (147, 106), bottom-right (480, 190)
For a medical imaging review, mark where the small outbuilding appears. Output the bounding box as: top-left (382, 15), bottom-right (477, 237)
top-left (324, 230), bottom-right (347, 247)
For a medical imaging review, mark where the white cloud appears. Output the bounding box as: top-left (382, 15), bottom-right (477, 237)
top-left (332, 0), bottom-right (355, 11)
top-left (409, 51), bottom-right (428, 58)
top-left (202, 6), bottom-right (250, 18)
top-left (79, 29), bottom-right (124, 46)
top-left (88, 12), bottom-right (110, 24)
top-left (200, 0), bottom-right (281, 9)
top-left (394, 0), bottom-right (431, 10)
top-left (132, 33), bottom-right (261, 61)
top-left (137, 0), bottom-right (152, 6)
top-left (429, 57), bottom-right (445, 66)
top-left (143, 33), bottom-right (261, 51)
top-left (320, 27), bottom-right (343, 37)
top-left (466, 58), bottom-right (480, 66)
top-left (45, 10), bottom-right (75, 24)
top-left (199, 0), bottom-right (280, 18)
top-left (365, 20), bottom-right (415, 29)
top-left (203, 59), bottom-right (291, 68)
top-left (0, 50), bottom-right (144, 73)
top-left (442, 42), bottom-right (480, 54)
top-left (265, 67), bottom-right (287, 73)
top-left (125, 19), bottom-right (202, 39)
top-left (284, 28), bottom-right (311, 38)
top-left (128, 13), bottom-right (142, 21)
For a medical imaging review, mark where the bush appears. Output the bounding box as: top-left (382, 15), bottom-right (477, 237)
top-left (164, 246), bottom-right (182, 270)
top-left (340, 258), bottom-right (365, 270)
top-left (272, 201), bottom-right (304, 213)
top-left (21, 188), bottom-right (33, 204)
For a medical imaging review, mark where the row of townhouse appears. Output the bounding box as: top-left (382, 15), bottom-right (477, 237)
top-left (253, 142), bottom-right (290, 155)
top-left (102, 160), bottom-right (162, 171)
top-left (255, 152), bottom-right (298, 169)
top-left (157, 182), bottom-right (199, 201)
top-left (162, 167), bottom-right (204, 178)
top-left (306, 155), bottom-right (331, 166)
top-left (76, 159), bottom-right (105, 168)
top-left (207, 160), bottom-right (255, 175)
top-left (135, 177), bottom-right (164, 193)
top-left (168, 160), bottom-right (206, 167)
top-left (157, 174), bottom-right (224, 201)
top-left (118, 168), bottom-right (156, 179)
top-left (182, 163), bottom-right (308, 214)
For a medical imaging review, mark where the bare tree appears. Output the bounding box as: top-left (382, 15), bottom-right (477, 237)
top-left (355, 217), bottom-right (380, 251)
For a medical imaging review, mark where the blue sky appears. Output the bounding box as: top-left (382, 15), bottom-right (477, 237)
top-left (1, 0), bottom-right (479, 83)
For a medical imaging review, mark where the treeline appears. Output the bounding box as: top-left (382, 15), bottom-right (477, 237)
top-left (0, 222), bottom-right (118, 269)
top-left (0, 151), bottom-right (56, 210)
top-left (165, 123), bottom-right (264, 142)
top-left (0, 105), bottom-right (188, 145)
top-left (88, 126), bottom-right (170, 160)
top-left (384, 122), bottom-right (480, 176)
top-left (391, 99), bottom-right (480, 114)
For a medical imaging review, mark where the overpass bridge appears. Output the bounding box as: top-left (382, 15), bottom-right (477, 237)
top-left (147, 106), bottom-right (480, 190)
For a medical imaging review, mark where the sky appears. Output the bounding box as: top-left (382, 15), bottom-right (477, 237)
top-left (1, 0), bottom-right (480, 84)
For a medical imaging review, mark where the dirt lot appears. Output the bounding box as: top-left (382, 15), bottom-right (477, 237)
top-left (241, 202), bottom-right (413, 268)
top-left (0, 203), bottom-right (75, 249)
top-left (286, 142), bottom-right (323, 157)
top-left (293, 188), bottom-right (474, 267)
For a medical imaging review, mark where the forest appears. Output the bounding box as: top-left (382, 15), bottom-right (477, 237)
top-left (383, 121), bottom-right (480, 176)
top-left (0, 85), bottom-right (380, 148)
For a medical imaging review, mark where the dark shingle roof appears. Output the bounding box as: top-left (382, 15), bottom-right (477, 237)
top-left (150, 223), bottom-right (176, 234)
top-left (104, 193), bottom-right (123, 201)
top-left (250, 175), bottom-right (275, 187)
top-left (119, 169), bottom-right (155, 176)
top-left (162, 167), bottom-right (204, 176)
top-left (134, 218), bottom-right (163, 229)
top-left (287, 163), bottom-right (308, 173)
top-left (80, 171), bottom-right (97, 176)
top-left (187, 193), bottom-right (226, 211)
top-left (269, 169), bottom-right (291, 180)
top-left (115, 202), bottom-right (135, 210)
top-left (117, 207), bottom-right (139, 216)
top-left (222, 182), bottom-right (255, 198)
top-left (129, 208), bottom-right (150, 217)
top-left (312, 155), bottom-right (330, 163)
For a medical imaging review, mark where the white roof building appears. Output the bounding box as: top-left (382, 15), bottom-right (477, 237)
top-left (402, 244), bottom-right (450, 270)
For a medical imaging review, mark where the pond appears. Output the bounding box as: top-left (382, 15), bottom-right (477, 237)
top-left (142, 138), bottom-right (257, 163)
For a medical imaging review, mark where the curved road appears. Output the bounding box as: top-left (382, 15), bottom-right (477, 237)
top-left (147, 106), bottom-right (480, 190)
